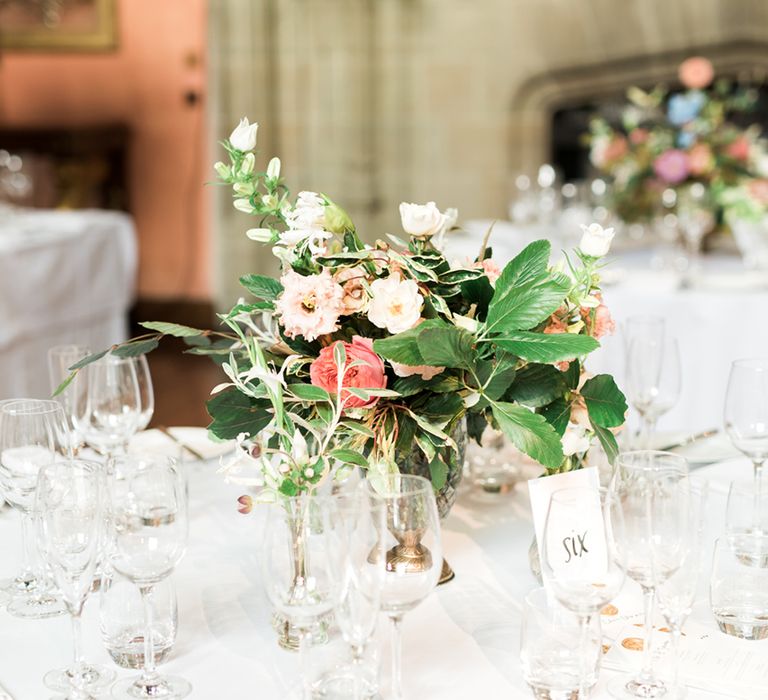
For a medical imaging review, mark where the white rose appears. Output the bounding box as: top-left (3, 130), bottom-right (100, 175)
top-left (441, 207), bottom-right (458, 234)
top-left (367, 275), bottom-right (423, 334)
top-left (286, 191), bottom-right (326, 231)
top-left (229, 117), bottom-right (259, 152)
top-left (579, 223), bottom-right (615, 258)
top-left (399, 201), bottom-right (447, 238)
top-left (561, 425), bottom-right (591, 456)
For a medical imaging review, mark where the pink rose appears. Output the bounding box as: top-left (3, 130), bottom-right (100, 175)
top-left (580, 300), bottom-right (615, 339)
top-left (726, 136), bottom-right (750, 162)
top-left (748, 179), bottom-right (768, 205)
top-left (687, 143), bottom-right (714, 176)
top-left (654, 149), bottom-right (689, 184)
top-left (309, 336), bottom-right (386, 408)
top-left (678, 57), bottom-right (714, 90)
top-left (629, 128), bottom-right (649, 145)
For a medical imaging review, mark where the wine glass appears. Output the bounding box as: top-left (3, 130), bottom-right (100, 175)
top-left (133, 354), bottom-right (155, 431)
top-left (677, 183), bottom-right (714, 287)
top-left (36, 459), bottom-right (116, 697)
top-left (317, 491), bottom-right (386, 699)
top-left (108, 454), bottom-right (190, 699)
top-left (366, 474), bottom-right (442, 700)
top-left (75, 354), bottom-right (147, 457)
top-left (261, 494), bottom-right (337, 700)
top-left (726, 478), bottom-right (768, 542)
top-left (655, 482), bottom-right (709, 699)
top-left (608, 450), bottom-right (690, 700)
top-left (48, 344), bottom-right (91, 453)
top-left (541, 486), bottom-right (625, 697)
top-left (0, 398), bottom-right (69, 618)
top-left (724, 359), bottom-right (768, 497)
top-left (626, 332), bottom-right (681, 449)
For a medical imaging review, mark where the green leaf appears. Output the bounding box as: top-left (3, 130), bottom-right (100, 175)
top-left (438, 268), bottom-right (484, 284)
top-left (507, 364), bottom-right (567, 408)
top-left (112, 338), bottom-right (160, 358)
top-left (68, 348), bottom-right (109, 371)
top-left (339, 421), bottom-right (375, 438)
top-left (460, 276), bottom-right (494, 318)
top-left (428, 455), bottom-right (449, 490)
top-left (564, 359), bottom-right (581, 390)
top-left (481, 354), bottom-right (517, 400)
top-left (540, 397), bottom-right (571, 437)
top-left (372, 319), bottom-right (447, 365)
top-left (139, 321), bottom-right (206, 338)
top-left (580, 374), bottom-right (627, 428)
top-left (330, 449), bottom-right (369, 468)
top-left (466, 412), bottom-right (488, 443)
top-left (592, 421), bottom-right (619, 465)
top-left (416, 326), bottom-right (475, 369)
top-left (51, 372), bottom-right (77, 398)
top-left (239, 273), bottom-right (284, 301)
top-left (485, 275), bottom-right (570, 335)
top-left (493, 332), bottom-right (599, 363)
top-left (286, 384), bottom-right (331, 402)
top-left (493, 240), bottom-right (551, 292)
top-left (206, 388), bottom-right (272, 440)
top-left (392, 375), bottom-right (431, 397)
top-left (491, 402), bottom-right (564, 468)
top-left (279, 479), bottom-right (299, 497)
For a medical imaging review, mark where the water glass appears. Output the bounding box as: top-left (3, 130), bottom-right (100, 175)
top-left (101, 570), bottom-right (178, 669)
top-left (466, 427), bottom-right (520, 493)
top-left (48, 343), bottom-right (91, 452)
top-left (710, 534), bottom-right (768, 640)
top-left (520, 587), bottom-right (601, 699)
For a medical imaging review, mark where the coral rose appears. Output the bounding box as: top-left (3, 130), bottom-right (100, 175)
top-left (726, 136), bottom-right (750, 162)
top-left (309, 336), bottom-right (386, 408)
top-left (678, 57), bottom-right (714, 90)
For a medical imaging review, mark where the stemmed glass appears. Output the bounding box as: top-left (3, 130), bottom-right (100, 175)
top-left (608, 451), bottom-right (690, 700)
top-left (626, 331), bottom-right (681, 449)
top-left (0, 398), bottom-right (69, 618)
top-left (75, 354), bottom-right (153, 457)
top-left (366, 474), bottom-right (442, 700)
top-left (541, 486), bottom-right (625, 697)
top-left (108, 454), bottom-right (191, 699)
top-left (36, 459), bottom-right (116, 698)
top-left (676, 183), bottom-right (714, 287)
top-left (724, 359), bottom-right (768, 496)
top-left (48, 344), bottom-right (91, 453)
top-left (261, 494), bottom-right (337, 700)
top-left (655, 483), bottom-right (709, 699)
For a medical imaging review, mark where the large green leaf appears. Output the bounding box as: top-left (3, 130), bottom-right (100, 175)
top-left (491, 402), bottom-right (564, 468)
top-left (493, 240), bottom-right (551, 292)
top-left (206, 388), bottom-right (272, 440)
top-left (485, 275), bottom-right (570, 335)
top-left (140, 321), bottom-right (206, 338)
top-left (239, 273), bottom-right (284, 301)
top-left (540, 397), bottom-right (571, 437)
top-left (493, 332), bottom-right (600, 363)
top-left (372, 319), bottom-right (446, 365)
top-left (506, 364), bottom-right (567, 408)
top-left (416, 326), bottom-right (475, 369)
top-left (580, 374), bottom-right (627, 428)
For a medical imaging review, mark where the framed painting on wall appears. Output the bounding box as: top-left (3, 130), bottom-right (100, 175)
top-left (0, 0), bottom-right (117, 51)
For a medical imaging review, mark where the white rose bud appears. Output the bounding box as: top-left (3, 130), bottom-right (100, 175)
top-left (233, 198), bottom-right (255, 214)
top-left (229, 117), bottom-right (259, 152)
top-left (266, 156), bottom-right (281, 180)
top-left (246, 228), bottom-right (273, 242)
top-left (399, 201), bottom-right (447, 239)
top-left (578, 223), bottom-right (615, 258)
top-left (214, 161), bottom-right (230, 179)
top-left (239, 152), bottom-right (256, 175)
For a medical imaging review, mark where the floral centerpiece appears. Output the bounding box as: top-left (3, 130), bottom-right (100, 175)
top-left (589, 56), bottom-right (767, 226)
top-left (64, 117), bottom-right (627, 507)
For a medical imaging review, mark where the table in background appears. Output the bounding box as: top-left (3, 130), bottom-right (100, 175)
top-left (0, 208), bottom-right (136, 400)
top-left (0, 431), bottom-right (760, 699)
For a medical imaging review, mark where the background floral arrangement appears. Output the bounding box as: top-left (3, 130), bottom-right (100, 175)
top-left (65, 117), bottom-right (627, 503)
top-left (589, 56), bottom-right (768, 225)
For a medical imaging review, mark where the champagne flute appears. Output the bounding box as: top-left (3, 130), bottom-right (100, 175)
top-left (0, 398), bottom-right (69, 618)
top-left (626, 333), bottom-right (681, 449)
top-left (109, 454), bottom-right (191, 699)
top-left (724, 359), bottom-right (768, 497)
top-left (541, 486), bottom-right (625, 697)
top-left (366, 474), bottom-right (442, 700)
top-left (36, 459), bottom-right (116, 697)
top-left (261, 494), bottom-right (337, 700)
top-left (608, 451), bottom-right (690, 700)
top-left (48, 344), bottom-right (91, 453)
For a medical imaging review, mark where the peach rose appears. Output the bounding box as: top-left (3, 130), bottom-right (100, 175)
top-left (679, 57), bottom-right (714, 89)
top-left (726, 136), bottom-right (750, 162)
top-left (309, 336), bottom-right (386, 408)
top-left (687, 143), bottom-right (714, 176)
top-left (334, 266), bottom-right (369, 314)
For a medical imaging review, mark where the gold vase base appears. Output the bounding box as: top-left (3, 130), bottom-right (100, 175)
top-left (438, 558), bottom-right (455, 585)
top-left (272, 612), bottom-right (330, 652)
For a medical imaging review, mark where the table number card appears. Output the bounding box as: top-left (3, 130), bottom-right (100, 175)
top-left (528, 467), bottom-right (605, 583)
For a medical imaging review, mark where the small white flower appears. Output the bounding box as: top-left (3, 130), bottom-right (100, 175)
top-left (246, 228), bottom-right (273, 243)
top-left (286, 191), bottom-right (326, 231)
top-left (579, 223), bottom-right (615, 258)
top-left (399, 201), bottom-right (447, 239)
top-left (267, 157), bottom-right (281, 180)
top-left (233, 182), bottom-right (255, 196)
top-left (261, 194), bottom-right (278, 209)
top-left (214, 161), bottom-right (230, 179)
top-left (239, 152), bottom-right (256, 175)
top-left (561, 425), bottom-right (591, 456)
top-left (304, 468), bottom-right (315, 479)
top-left (229, 117), bottom-right (259, 152)
top-left (278, 228), bottom-right (332, 255)
top-left (367, 275), bottom-right (423, 334)
top-left (234, 198), bottom-right (255, 214)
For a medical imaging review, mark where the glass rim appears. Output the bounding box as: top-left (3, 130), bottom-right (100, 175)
top-left (364, 473), bottom-right (433, 499)
top-left (731, 357), bottom-right (768, 371)
top-left (616, 449), bottom-right (688, 472)
top-left (0, 398), bottom-right (65, 416)
top-left (38, 457), bottom-right (102, 476)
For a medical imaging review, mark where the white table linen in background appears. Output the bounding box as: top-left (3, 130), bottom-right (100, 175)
top-left (0, 208), bottom-right (137, 400)
top-left (0, 431), bottom-right (759, 699)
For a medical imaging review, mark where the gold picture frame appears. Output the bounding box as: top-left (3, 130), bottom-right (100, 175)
top-left (0, 0), bottom-right (117, 51)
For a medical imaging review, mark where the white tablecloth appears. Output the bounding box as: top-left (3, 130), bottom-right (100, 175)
top-left (0, 438), bottom-right (763, 699)
top-left (0, 208), bottom-right (137, 400)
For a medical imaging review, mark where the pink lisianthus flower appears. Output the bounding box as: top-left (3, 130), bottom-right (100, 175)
top-left (654, 149), bottom-right (690, 184)
top-left (726, 136), bottom-right (750, 162)
top-left (678, 57), bottom-right (714, 90)
top-left (309, 336), bottom-right (386, 408)
top-left (390, 361), bottom-right (445, 381)
top-left (275, 269), bottom-right (345, 341)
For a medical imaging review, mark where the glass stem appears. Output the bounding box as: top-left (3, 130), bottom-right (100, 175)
top-left (390, 614), bottom-right (404, 700)
top-left (139, 585), bottom-right (159, 687)
top-left (671, 626), bottom-right (682, 699)
top-left (19, 510), bottom-right (37, 583)
top-left (298, 628), bottom-right (313, 700)
top-left (640, 416), bottom-right (658, 450)
top-left (351, 642), bottom-right (365, 700)
top-left (639, 586), bottom-right (657, 684)
top-left (578, 614), bottom-right (592, 698)
top-left (70, 606), bottom-right (85, 678)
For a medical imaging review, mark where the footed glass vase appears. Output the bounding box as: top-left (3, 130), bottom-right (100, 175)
top-left (398, 421), bottom-right (466, 584)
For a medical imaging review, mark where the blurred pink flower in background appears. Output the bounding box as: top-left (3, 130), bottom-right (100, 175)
top-left (679, 57), bottom-right (714, 89)
top-left (629, 128), bottom-right (650, 145)
top-left (654, 149), bottom-right (690, 184)
top-left (748, 179), bottom-right (768, 205)
top-left (726, 136), bottom-right (750, 162)
top-left (687, 143), bottom-right (714, 176)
